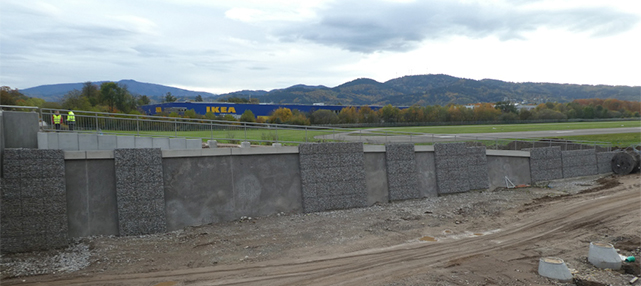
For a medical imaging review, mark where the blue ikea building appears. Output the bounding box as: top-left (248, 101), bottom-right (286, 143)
top-left (140, 102), bottom-right (388, 118)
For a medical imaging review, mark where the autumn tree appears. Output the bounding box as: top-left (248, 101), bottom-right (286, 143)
top-left (309, 109), bottom-right (338, 124)
top-left (379, 104), bottom-right (400, 123)
top-left (239, 109), bottom-right (256, 122)
top-left (338, 106), bottom-right (358, 124)
top-left (358, 106), bottom-right (379, 123)
top-left (62, 90), bottom-right (92, 110)
top-left (268, 107), bottom-right (293, 124)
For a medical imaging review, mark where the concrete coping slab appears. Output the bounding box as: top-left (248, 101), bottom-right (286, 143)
top-left (64, 151), bottom-right (87, 160)
top-left (231, 146), bottom-right (299, 155)
top-left (65, 150), bottom-right (116, 160)
top-left (86, 150), bottom-right (115, 159)
top-left (486, 150), bottom-right (530, 157)
top-left (414, 145), bottom-right (435, 152)
top-left (363, 145), bottom-right (386, 153)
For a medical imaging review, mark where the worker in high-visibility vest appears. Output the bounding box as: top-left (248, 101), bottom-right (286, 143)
top-left (67, 111), bottom-right (76, 131)
top-left (52, 110), bottom-right (62, 131)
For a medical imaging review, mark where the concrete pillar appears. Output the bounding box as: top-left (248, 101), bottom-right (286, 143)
top-left (240, 141), bottom-right (251, 148)
top-left (207, 140), bottom-right (217, 148)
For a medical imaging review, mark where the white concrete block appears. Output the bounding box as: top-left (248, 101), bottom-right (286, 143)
top-left (37, 132), bottom-right (48, 149)
top-left (152, 137), bottom-right (170, 150)
top-left (169, 138), bottom-right (187, 150)
top-left (186, 139), bottom-right (202, 150)
top-left (135, 136), bottom-right (153, 148)
top-left (47, 132), bottom-right (59, 149)
top-left (207, 140), bottom-right (218, 148)
top-left (98, 135), bottom-right (117, 150)
top-left (116, 136), bottom-right (135, 148)
top-left (78, 134), bottom-right (98, 150)
top-left (240, 141), bottom-right (251, 148)
top-left (58, 133), bottom-right (79, 151)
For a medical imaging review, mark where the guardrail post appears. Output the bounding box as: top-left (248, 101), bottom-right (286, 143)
top-left (244, 122), bottom-right (247, 140)
top-left (210, 121), bottom-right (213, 139)
top-left (305, 127), bottom-right (308, 142)
top-left (275, 128), bottom-right (279, 143)
top-left (95, 112), bottom-right (99, 134)
top-left (174, 118), bottom-right (177, 137)
top-left (136, 116), bottom-right (140, 136)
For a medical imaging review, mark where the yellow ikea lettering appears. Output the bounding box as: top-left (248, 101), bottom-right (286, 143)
top-left (221, 107), bottom-right (227, 113)
top-left (228, 107), bottom-right (236, 113)
top-left (211, 107), bottom-right (219, 113)
top-left (156, 107), bottom-right (162, 113)
top-left (206, 106), bottom-right (211, 112)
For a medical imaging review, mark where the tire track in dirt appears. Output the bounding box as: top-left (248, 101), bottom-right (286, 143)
top-left (17, 184), bottom-right (639, 286)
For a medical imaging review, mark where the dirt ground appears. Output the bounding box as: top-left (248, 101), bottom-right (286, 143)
top-left (2, 173), bottom-right (640, 286)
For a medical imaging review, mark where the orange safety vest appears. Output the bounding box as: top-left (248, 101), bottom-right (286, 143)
top-left (53, 114), bottom-right (62, 124)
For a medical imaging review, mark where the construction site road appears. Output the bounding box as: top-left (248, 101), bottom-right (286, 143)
top-left (4, 174), bottom-right (640, 286)
top-left (316, 127), bottom-right (641, 143)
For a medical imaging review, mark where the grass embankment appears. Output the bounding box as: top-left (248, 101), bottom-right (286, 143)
top-left (545, 133), bottom-right (641, 148)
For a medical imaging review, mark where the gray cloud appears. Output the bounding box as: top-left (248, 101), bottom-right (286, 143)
top-left (275, 0), bottom-right (640, 53)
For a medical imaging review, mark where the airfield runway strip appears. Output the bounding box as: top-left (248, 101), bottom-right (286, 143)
top-left (316, 127), bottom-right (641, 143)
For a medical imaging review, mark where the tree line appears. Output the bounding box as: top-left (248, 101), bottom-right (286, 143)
top-left (2, 85), bottom-right (639, 126)
top-left (162, 99), bottom-right (640, 126)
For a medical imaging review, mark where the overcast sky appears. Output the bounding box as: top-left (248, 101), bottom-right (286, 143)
top-left (1, 0), bottom-right (640, 94)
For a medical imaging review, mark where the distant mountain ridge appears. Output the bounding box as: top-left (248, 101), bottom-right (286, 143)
top-left (19, 75), bottom-right (639, 106)
top-left (21, 79), bottom-right (218, 102)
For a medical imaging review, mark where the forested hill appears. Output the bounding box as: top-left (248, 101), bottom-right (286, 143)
top-left (237, 74), bottom-right (639, 106)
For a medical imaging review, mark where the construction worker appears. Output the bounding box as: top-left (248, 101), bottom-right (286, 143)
top-left (67, 110), bottom-right (76, 131)
top-left (52, 110), bottom-right (62, 131)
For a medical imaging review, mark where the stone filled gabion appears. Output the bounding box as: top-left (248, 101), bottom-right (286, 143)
top-left (529, 147), bottom-right (563, 182)
top-left (434, 143), bottom-right (489, 194)
top-left (561, 149), bottom-right (597, 178)
top-left (298, 143), bottom-right (367, 213)
top-left (385, 143), bottom-right (420, 201)
top-left (1, 149), bottom-right (69, 254)
top-left (114, 148), bottom-right (166, 236)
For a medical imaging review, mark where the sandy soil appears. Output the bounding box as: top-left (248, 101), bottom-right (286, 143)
top-left (2, 174), bottom-right (640, 286)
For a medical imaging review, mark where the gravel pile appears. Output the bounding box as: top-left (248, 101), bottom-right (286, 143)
top-left (1, 243), bottom-right (90, 278)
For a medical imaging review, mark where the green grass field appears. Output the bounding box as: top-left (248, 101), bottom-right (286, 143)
top-left (102, 120), bottom-right (640, 146)
top-left (375, 120), bottom-right (641, 134)
top-left (544, 133), bottom-right (641, 147)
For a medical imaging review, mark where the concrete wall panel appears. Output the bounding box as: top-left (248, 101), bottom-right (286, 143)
top-left (163, 156), bottom-right (235, 230)
top-left (134, 136), bottom-right (152, 148)
top-left (65, 159), bottom-right (118, 238)
top-left (2, 111), bottom-right (38, 148)
top-left (487, 156), bottom-right (531, 189)
top-left (415, 152), bottom-right (438, 198)
top-left (230, 154), bottom-right (302, 217)
top-left (169, 138), bottom-right (186, 150)
top-left (364, 152), bottom-right (389, 205)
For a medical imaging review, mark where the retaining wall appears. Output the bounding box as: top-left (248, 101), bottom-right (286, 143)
top-left (0, 142), bottom-right (616, 254)
top-left (2, 111), bottom-right (39, 149)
